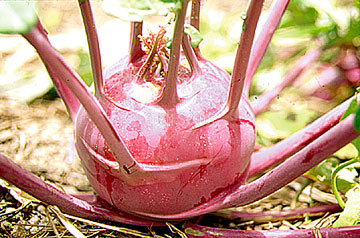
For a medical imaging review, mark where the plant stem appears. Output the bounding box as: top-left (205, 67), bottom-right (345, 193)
top-left (157, 0), bottom-right (189, 108)
top-left (129, 21), bottom-right (145, 63)
top-left (78, 0), bottom-right (103, 97)
top-left (137, 114), bottom-right (360, 220)
top-left (244, 0), bottom-right (290, 95)
top-left (331, 158), bottom-right (358, 209)
top-left (213, 203), bottom-right (341, 222)
top-left (185, 222), bottom-right (360, 238)
top-left (190, 0), bottom-right (201, 56)
top-left (248, 94), bottom-right (357, 178)
top-left (218, 115), bottom-right (360, 212)
top-left (190, 0), bottom-right (200, 30)
top-left (23, 27), bottom-right (142, 175)
top-left (0, 153), bottom-right (158, 226)
top-left (182, 34), bottom-right (201, 78)
top-left (252, 49), bottom-right (321, 115)
top-left (226, 0), bottom-right (264, 113)
top-left (193, 0), bottom-right (264, 129)
top-left (35, 22), bottom-right (80, 121)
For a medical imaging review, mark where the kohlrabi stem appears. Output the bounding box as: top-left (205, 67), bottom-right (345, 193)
top-left (248, 94), bottom-right (357, 178)
top-left (23, 27), bottom-right (142, 175)
top-left (35, 22), bottom-right (80, 121)
top-left (185, 222), bottom-right (360, 238)
top-left (252, 49), bottom-right (321, 115)
top-left (182, 35), bottom-right (201, 78)
top-left (144, 114), bottom-right (360, 220)
top-left (129, 21), bottom-right (145, 63)
top-left (244, 0), bottom-right (290, 95)
top-left (0, 153), bottom-right (158, 226)
top-left (331, 158), bottom-right (359, 209)
top-left (226, 0), bottom-right (264, 113)
top-left (78, 0), bottom-right (104, 97)
top-left (190, 0), bottom-right (201, 56)
top-left (193, 0), bottom-right (264, 129)
top-left (213, 203), bottom-right (341, 222)
top-left (157, 0), bottom-right (189, 108)
top-left (190, 0), bottom-right (200, 30)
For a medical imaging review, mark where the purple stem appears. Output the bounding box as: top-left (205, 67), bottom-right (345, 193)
top-left (213, 203), bottom-right (341, 222)
top-left (135, 115), bottom-right (360, 220)
top-left (23, 26), bottom-right (142, 175)
top-left (252, 49), bottom-right (321, 115)
top-left (129, 21), bottom-right (145, 63)
top-left (193, 0), bottom-right (264, 129)
top-left (190, 0), bottom-right (201, 57)
top-left (226, 0), bottom-right (264, 113)
top-left (182, 35), bottom-right (201, 78)
top-left (248, 94), bottom-right (355, 178)
top-left (185, 222), bottom-right (360, 238)
top-left (78, 0), bottom-right (104, 97)
top-left (0, 153), bottom-right (159, 226)
top-left (190, 0), bottom-right (200, 31)
top-left (35, 23), bottom-right (80, 121)
top-left (157, 0), bottom-right (189, 108)
top-left (244, 0), bottom-right (290, 95)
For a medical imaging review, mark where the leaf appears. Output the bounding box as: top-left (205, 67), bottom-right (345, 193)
top-left (326, 17), bottom-right (360, 48)
top-left (307, 158), bottom-right (357, 192)
top-left (340, 96), bottom-right (360, 154)
top-left (0, 1), bottom-right (37, 34)
top-left (354, 106), bottom-right (360, 132)
top-left (333, 185), bottom-right (360, 227)
top-left (341, 98), bottom-right (358, 121)
top-left (279, 0), bottom-right (319, 29)
top-left (102, 0), bottom-right (176, 22)
top-left (184, 24), bottom-right (203, 47)
top-left (76, 50), bottom-right (93, 86)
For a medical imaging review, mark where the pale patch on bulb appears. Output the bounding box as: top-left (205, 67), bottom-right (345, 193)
top-left (130, 82), bottom-right (161, 103)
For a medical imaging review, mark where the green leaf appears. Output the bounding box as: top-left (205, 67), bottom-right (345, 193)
top-left (76, 50), bottom-right (93, 87)
top-left (354, 106), bottom-right (360, 132)
top-left (333, 185), bottom-right (360, 227)
top-left (341, 98), bottom-right (358, 121)
top-left (0, 1), bottom-right (37, 34)
top-left (102, 0), bottom-right (177, 22)
top-left (307, 158), bottom-right (357, 192)
top-left (356, 0), bottom-right (360, 10)
top-left (326, 18), bottom-right (360, 48)
top-left (279, 0), bottom-right (319, 29)
top-left (184, 24), bottom-right (203, 47)
top-left (340, 95), bottom-right (360, 154)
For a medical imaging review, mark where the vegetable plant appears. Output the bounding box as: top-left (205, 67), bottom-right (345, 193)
top-left (0, 0), bottom-right (360, 236)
